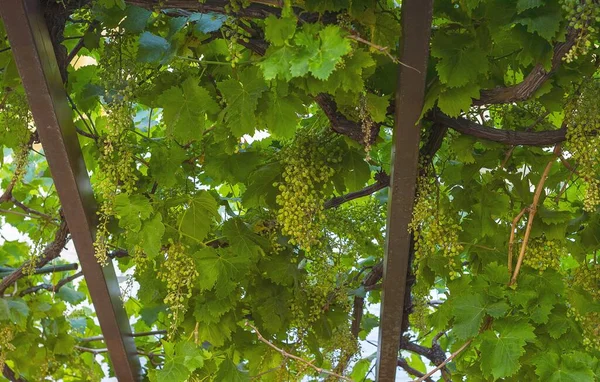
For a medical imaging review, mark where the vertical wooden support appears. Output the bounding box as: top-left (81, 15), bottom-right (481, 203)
top-left (376, 1), bottom-right (434, 380)
top-left (0, 1), bottom-right (141, 380)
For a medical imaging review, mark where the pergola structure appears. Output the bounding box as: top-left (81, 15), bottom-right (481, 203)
top-left (0, 1), bottom-right (433, 381)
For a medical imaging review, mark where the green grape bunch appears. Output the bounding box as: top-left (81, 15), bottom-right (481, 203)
top-left (93, 40), bottom-right (140, 265)
top-left (274, 128), bottom-right (343, 251)
top-left (565, 80), bottom-right (600, 212)
top-left (409, 175), bottom-right (464, 280)
top-left (158, 241), bottom-right (199, 336)
top-left (523, 237), bottom-right (564, 273)
top-left (561, 0), bottom-right (600, 61)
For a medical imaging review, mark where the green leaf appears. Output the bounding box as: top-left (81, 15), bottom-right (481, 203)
top-left (179, 192), bottom-right (220, 243)
top-left (260, 45), bottom-right (295, 80)
top-left (218, 67), bottom-right (268, 137)
top-left (0, 299), bottom-right (29, 327)
top-left (260, 92), bottom-right (303, 138)
top-left (264, 15), bottom-right (296, 46)
top-left (190, 13), bottom-right (226, 33)
top-left (152, 360), bottom-right (190, 382)
top-left (479, 321), bottom-right (536, 379)
top-left (451, 135), bottom-right (477, 164)
top-left (431, 34), bottom-right (489, 88)
top-left (437, 84), bottom-right (480, 117)
top-left (365, 93), bottom-right (389, 123)
top-left (121, 6), bottom-right (151, 33)
top-left (159, 78), bottom-right (220, 143)
top-left (452, 293), bottom-right (485, 339)
top-left (114, 193), bottom-right (153, 232)
top-left (310, 25), bottom-right (352, 80)
top-left (194, 247), bottom-right (221, 291)
top-left (485, 301), bottom-right (509, 318)
top-left (138, 32), bottom-right (172, 64)
top-left (517, 0), bottom-right (544, 13)
top-left (342, 150), bottom-right (371, 192)
top-left (57, 286), bottom-right (86, 305)
top-left (222, 218), bottom-right (267, 260)
top-left (534, 352), bottom-right (595, 382)
top-left (216, 359), bottom-right (249, 382)
top-left (54, 334), bottom-right (76, 355)
top-left (193, 293), bottom-right (234, 324)
top-left (243, 162), bottom-right (281, 208)
top-left (139, 213), bottom-right (165, 258)
top-left (197, 311), bottom-right (237, 347)
top-left (515, 4), bottom-right (562, 41)
top-left (149, 144), bottom-right (187, 188)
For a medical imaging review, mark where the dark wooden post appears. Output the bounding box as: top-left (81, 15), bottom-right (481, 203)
top-left (377, 1), bottom-right (434, 380)
top-left (0, 1), bottom-right (141, 380)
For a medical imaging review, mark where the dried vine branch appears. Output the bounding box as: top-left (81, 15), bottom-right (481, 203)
top-left (507, 207), bottom-right (528, 275)
top-left (509, 150), bottom-right (558, 285)
top-left (412, 339), bottom-right (473, 382)
top-left (245, 322), bottom-right (353, 381)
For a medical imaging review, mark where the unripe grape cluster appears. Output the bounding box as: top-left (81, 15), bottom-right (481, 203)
top-left (567, 263), bottom-right (600, 350)
top-left (359, 94), bottom-right (375, 160)
top-left (565, 80), bottom-right (600, 211)
top-left (561, 0), bottom-right (600, 61)
top-left (158, 241), bottom-right (199, 335)
top-left (0, 326), bottom-right (15, 371)
top-left (223, 1), bottom-right (252, 67)
top-left (523, 237), bottom-right (564, 273)
top-left (275, 129), bottom-right (343, 251)
top-left (93, 41), bottom-right (139, 265)
top-left (409, 176), bottom-right (464, 280)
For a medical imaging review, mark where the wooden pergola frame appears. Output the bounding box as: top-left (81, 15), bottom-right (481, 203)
top-left (0, 1), bottom-right (141, 380)
top-left (377, 1), bottom-right (433, 380)
top-left (0, 0), bottom-right (435, 380)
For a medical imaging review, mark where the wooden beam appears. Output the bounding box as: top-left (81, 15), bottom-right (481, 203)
top-left (0, 1), bottom-right (141, 380)
top-left (376, 1), bottom-right (434, 380)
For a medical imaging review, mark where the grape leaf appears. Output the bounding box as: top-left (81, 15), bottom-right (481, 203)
top-left (139, 213), bottom-right (165, 258)
top-left (264, 15), bottom-right (296, 46)
top-left (222, 218), bottom-right (267, 260)
top-left (260, 91), bottom-right (303, 138)
top-left (515, 4), bottom-right (562, 41)
top-left (342, 150), bottom-right (371, 192)
top-left (452, 293), bottom-right (485, 339)
top-left (218, 67), bottom-right (268, 137)
top-left (437, 84), bottom-right (480, 117)
top-left (309, 25), bottom-right (351, 80)
top-left (138, 32), bottom-right (172, 64)
top-left (121, 6), bottom-right (151, 33)
top-left (179, 192), bottom-right (220, 243)
top-left (114, 193), bottom-right (153, 232)
top-left (159, 78), bottom-right (220, 143)
top-left (431, 33), bottom-right (489, 88)
top-left (479, 321), bottom-right (535, 379)
top-left (517, 0), bottom-right (544, 13)
top-left (216, 359), bottom-right (249, 382)
top-left (534, 352), bottom-right (595, 382)
top-left (260, 45), bottom-right (295, 80)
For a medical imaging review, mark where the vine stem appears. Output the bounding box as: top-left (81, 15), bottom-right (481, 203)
top-left (245, 322), bottom-right (353, 381)
top-left (509, 147), bottom-right (559, 286)
top-left (507, 207), bottom-right (527, 274)
top-left (412, 339), bottom-right (473, 382)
